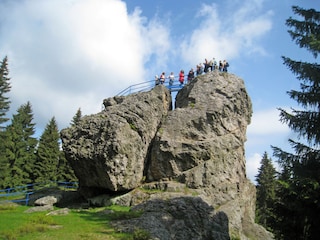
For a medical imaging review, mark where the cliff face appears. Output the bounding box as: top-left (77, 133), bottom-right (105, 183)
top-left (61, 71), bottom-right (273, 240)
top-left (149, 72), bottom-right (250, 202)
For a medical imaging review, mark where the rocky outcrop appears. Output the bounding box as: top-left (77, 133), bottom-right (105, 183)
top-left (61, 86), bottom-right (171, 196)
top-left (111, 196), bottom-right (230, 240)
top-left (147, 72), bottom-right (258, 238)
top-left (60, 71), bottom-right (273, 239)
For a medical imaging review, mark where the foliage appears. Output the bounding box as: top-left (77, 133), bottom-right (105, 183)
top-left (0, 56), bottom-right (11, 129)
top-left (0, 56), bottom-right (11, 190)
top-left (56, 151), bottom-right (77, 182)
top-left (272, 5), bottom-right (320, 240)
top-left (255, 152), bottom-right (277, 231)
top-left (70, 107), bottom-right (82, 126)
top-left (2, 102), bottom-right (37, 188)
top-left (0, 56), bottom-right (77, 190)
top-left (34, 117), bottom-right (60, 183)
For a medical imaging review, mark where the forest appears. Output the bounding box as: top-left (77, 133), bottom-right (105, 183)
top-left (0, 57), bottom-right (78, 189)
top-left (254, 6), bottom-right (320, 240)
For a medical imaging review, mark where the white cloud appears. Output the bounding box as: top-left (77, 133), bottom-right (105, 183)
top-left (247, 108), bottom-right (290, 135)
top-left (245, 107), bottom-right (292, 183)
top-left (0, 0), bottom-right (170, 131)
top-left (180, 0), bottom-right (273, 65)
top-left (246, 152), bottom-right (262, 183)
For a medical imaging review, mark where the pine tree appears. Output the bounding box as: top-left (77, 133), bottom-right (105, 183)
top-left (0, 56), bottom-right (11, 130)
top-left (4, 102), bottom-right (37, 187)
top-left (272, 6), bottom-right (320, 240)
top-left (71, 108), bottom-right (82, 126)
top-left (0, 56), bottom-right (11, 188)
top-left (34, 117), bottom-right (60, 183)
top-left (57, 151), bottom-right (77, 183)
top-left (255, 152), bottom-right (277, 231)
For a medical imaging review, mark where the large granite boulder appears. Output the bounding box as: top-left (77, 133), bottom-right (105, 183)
top-left (61, 85), bottom-right (171, 196)
top-left (61, 71), bottom-right (273, 239)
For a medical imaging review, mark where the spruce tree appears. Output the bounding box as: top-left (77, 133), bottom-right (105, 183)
top-left (57, 151), bottom-right (77, 183)
top-left (255, 152), bottom-right (277, 231)
top-left (71, 107), bottom-right (82, 126)
top-left (0, 56), bottom-right (11, 188)
top-left (272, 6), bottom-right (320, 240)
top-left (34, 117), bottom-right (60, 183)
top-left (0, 56), bottom-right (11, 130)
top-left (4, 102), bottom-right (37, 187)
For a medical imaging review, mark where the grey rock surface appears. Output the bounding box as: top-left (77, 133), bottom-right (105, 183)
top-left (146, 72), bottom-right (259, 238)
top-left (60, 71), bottom-right (273, 239)
top-left (34, 195), bottom-right (61, 206)
top-left (111, 196), bottom-right (230, 240)
top-left (61, 85), bottom-right (171, 196)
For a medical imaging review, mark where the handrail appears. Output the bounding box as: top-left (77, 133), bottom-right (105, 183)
top-left (0, 181), bottom-right (78, 206)
top-left (116, 77), bottom-right (184, 96)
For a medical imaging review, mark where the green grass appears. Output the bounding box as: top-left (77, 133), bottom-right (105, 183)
top-left (0, 203), bottom-right (141, 240)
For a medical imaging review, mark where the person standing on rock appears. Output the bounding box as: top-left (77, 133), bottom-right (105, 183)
top-left (196, 63), bottom-right (203, 76)
top-left (160, 72), bottom-right (166, 84)
top-left (204, 58), bottom-right (209, 73)
top-left (169, 72), bottom-right (175, 86)
top-left (223, 60), bottom-right (229, 72)
top-left (219, 60), bottom-right (223, 71)
top-left (179, 70), bottom-right (184, 86)
top-left (208, 59), bottom-right (213, 71)
top-left (213, 58), bottom-right (217, 70)
top-left (187, 68), bottom-right (194, 84)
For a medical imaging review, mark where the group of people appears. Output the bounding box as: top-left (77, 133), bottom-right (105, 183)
top-left (198, 58), bottom-right (229, 74)
top-left (155, 72), bottom-right (175, 86)
top-left (155, 58), bottom-right (229, 86)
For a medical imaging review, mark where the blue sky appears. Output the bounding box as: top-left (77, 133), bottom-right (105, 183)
top-left (0, 0), bottom-right (318, 183)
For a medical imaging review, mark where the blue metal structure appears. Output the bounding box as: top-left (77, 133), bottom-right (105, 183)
top-left (0, 181), bottom-right (78, 206)
top-left (116, 78), bottom-right (184, 96)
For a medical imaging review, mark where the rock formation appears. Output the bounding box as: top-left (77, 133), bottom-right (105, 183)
top-left (61, 86), bottom-right (171, 196)
top-left (61, 71), bottom-right (273, 239)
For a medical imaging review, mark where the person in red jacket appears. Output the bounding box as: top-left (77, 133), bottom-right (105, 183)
top-left (179, 70), bottom-right (184, 86)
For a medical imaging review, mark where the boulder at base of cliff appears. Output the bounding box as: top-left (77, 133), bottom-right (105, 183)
top-left (111, 196), bottom-right (230, 240)
top-left (61, 85), bottom-right (171, 197)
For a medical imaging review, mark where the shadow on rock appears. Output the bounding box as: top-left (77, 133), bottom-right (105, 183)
top-left (111, 196), bottom-right (230, 240)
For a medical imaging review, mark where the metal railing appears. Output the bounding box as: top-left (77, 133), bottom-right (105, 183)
top-left (116, 78), bottom-right (185, 96)
top-left (0, 181), bottom-right (78, 206)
